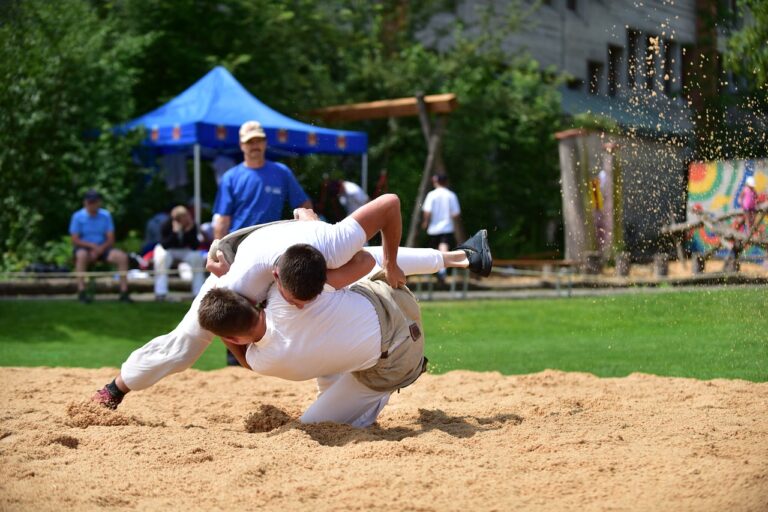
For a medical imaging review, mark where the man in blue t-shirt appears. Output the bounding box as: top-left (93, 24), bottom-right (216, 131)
top-left (212, 120), bottom-right (312, 239)
top-left (69, 190), bottom-right (131, 303)
top-left (212, 120), bottom-right (312, 365)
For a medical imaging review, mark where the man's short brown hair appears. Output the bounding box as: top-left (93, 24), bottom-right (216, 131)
top-left (198, 288), bottom-right (260, 337)
top-left (277, 244), bottom-right (327, 301)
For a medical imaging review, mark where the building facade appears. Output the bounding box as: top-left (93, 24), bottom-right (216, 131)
top-left (418, 0), bottom-right (746, 135)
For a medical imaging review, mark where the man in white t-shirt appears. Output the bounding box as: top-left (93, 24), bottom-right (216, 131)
top-left (91, 194), bottom-right (408, 409)
top-left (421, 174), bottom-right (462, 281)
top-left (197, 243), bottom-right (459, 427)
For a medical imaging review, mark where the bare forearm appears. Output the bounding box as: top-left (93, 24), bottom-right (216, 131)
top-left (213, 215), bottom-right (231, 239)
top-left (221, 340), bottom-right (251, 370)
top-left (380, 208), bottom-right (401, 268)
top-left (71, 236), bottom-right (97, 250)
top-left (350, 194), bottom-right (405, 287)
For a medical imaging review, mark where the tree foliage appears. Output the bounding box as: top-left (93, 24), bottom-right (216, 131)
top-left (2, 0), bottom-right (564, 269)
top-left (725, 0), bottom-right (768, 89)
top-left (280, 1), bottom-right (564, 255)
top-left (0, 0), bottom-right (148, 270)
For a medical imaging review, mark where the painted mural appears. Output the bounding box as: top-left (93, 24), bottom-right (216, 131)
top-left (687, 159), bottom-right (767, 258)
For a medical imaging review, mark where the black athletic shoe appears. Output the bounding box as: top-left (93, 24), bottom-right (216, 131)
top-left (78, 291), bottom-right (92, 304)
top-left (119, 292), bottom-right (134, 303)
top-left (456, 229), bottom-right (493, 277)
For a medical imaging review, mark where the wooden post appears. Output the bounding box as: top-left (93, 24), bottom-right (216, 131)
top-left (406, 132), bottom-right (441, 247)
top-left (415, 92), bottom-right (431, 145)
top-left (405, 95), bottom-right (446, 247)
top-left (307, 92), bottom-right (458, 248)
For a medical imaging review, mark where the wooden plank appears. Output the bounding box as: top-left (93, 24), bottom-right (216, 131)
top-left (308, 93), bottom-right (458, 122)
top-left (661, 221), bottom-right (703, 233)
top-left (554, 128), bottom-right (591, 140)
top-left (494, 259), bottom-right (578, 267)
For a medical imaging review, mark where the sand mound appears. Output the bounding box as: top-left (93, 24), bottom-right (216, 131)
top-left (244, 404), bottom-right (294, 433)
top-left (0, 366), bottom-right (766, 511)
top-left (65, 400), bottom-right (166, 428)
top-left (65, 400), bottom-right (137, 428)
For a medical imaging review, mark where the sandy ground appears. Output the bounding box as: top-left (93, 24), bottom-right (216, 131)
top-left (0, 367), bottom-right (766, 512)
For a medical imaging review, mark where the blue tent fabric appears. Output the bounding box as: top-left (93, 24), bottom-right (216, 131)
top-left (123, 66), bottom-right (366, 155)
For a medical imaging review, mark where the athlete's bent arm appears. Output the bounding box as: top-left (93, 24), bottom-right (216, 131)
top-left (350, 194), bottom-right (405, 288)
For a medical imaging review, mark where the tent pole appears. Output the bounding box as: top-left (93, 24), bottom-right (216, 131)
top-left (193, 144), bottom-right (201, 228)
top-left (361, 153), bottom-right (368, 192)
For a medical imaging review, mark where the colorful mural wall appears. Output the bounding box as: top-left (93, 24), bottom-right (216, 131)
top-left (687, 159), bottom-right (767, 258)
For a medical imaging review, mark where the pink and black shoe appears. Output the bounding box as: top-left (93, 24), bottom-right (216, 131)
top-left (92, 386), bottom-right (123, 410)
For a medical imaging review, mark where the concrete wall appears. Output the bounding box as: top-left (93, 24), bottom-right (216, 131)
top-left (417, 0), bottom-right (704, 99)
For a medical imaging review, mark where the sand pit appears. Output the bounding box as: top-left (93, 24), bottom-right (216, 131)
top-left (0, 367), bottom-right (766, 511)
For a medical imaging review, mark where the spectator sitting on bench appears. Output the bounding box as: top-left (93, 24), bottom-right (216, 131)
top-left (69, 189), bottom-right (131, 303)
top-left (153, 205), bottom-right (206, 301)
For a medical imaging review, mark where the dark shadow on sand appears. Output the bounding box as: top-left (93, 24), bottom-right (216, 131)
top-left (257, 407), bottom-right (524, 447)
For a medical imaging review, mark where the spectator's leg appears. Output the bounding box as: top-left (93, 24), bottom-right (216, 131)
top-left (106, 249), bottom-right (130, 293)
top-left (184, 250), bottom-right (207, 297)
top-left (153, 244), bottom-right (170, 299)
top-left (437, 236), bottom-right (452, 282)
top-left (74, 248), bottom-right (91, 293)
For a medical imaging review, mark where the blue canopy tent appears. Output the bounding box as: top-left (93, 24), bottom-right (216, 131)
top-left (122, 66), bottom-right (368, 225)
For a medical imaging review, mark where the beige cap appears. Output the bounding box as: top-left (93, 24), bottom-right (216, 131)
top-left (239, 120), bottom-right (266, 143)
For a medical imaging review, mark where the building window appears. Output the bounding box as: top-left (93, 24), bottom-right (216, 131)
top-left (717, 51), bottom-right (725, 93)
top-left (608, 45), bottom-right (623, 97)
top-left (588, 61), bottom-right (603, 95)
top-left (645, 34), bottom-right (658, 91)
top-left (681, 44), bottom-right (693, 95)
top-left (663, 41), bottom-right (674, 95)
top-left (627, 29), bottom-right (639, 88)
top-left (567, 0), bottom-right (577, 11)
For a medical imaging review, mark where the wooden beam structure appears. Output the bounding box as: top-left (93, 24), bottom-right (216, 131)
top-left (308, 93), bottom-right (458, 123)
top-left (309, 92), bottom-right (459, 248)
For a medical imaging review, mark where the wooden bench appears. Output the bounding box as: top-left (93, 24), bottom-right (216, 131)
top-left (493, 259), bottom-right (578, 269)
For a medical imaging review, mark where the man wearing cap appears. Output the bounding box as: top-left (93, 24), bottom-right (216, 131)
top-left (69, 190), bottom-right (131, 303)
top-left (213, 120), bottom-right (313, 364)
top-left (213, 120), bottom-right (312, 240)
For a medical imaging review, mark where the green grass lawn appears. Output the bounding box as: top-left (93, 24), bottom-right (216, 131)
top-left (0, 287), bottom-right (765, 381)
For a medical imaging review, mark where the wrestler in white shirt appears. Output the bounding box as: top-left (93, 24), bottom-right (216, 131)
top-left (198, 244), bottom-right (449, 427)
top-left (92, 194), bottom-right (407, 408)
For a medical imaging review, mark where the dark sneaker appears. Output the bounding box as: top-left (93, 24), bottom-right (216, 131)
top-left (92, 386), bottom-right (123, 410)
top-left (119, 292), bottom-right (133, 303)
top-left (457, 229), bottom-right (493, 277)
top-left (78, 291), bottom-right (92, 304)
